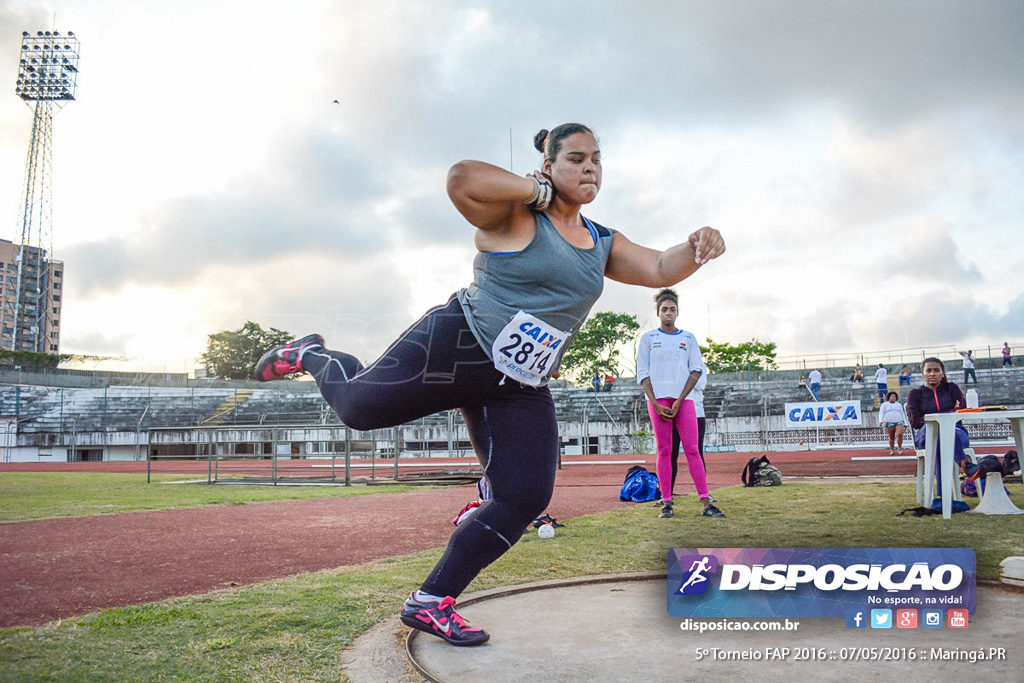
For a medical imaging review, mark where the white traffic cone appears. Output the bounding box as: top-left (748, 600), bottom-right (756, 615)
top-left (971, 473), bottom-right (1023, 515)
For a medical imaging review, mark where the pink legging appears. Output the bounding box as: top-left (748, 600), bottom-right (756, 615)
top-left (648, 398), bottom-right (708, 502)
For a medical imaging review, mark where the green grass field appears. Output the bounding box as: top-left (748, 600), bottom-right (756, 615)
top-left (0, 472), bottom-right (422, 522)
top-left (1, 477), bottom-right (1021, 681)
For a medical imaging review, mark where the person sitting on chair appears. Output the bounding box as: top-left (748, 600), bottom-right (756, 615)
top-left (906, 357), bottom-right (969, 497)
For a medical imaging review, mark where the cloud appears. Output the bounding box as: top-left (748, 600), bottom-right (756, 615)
top-left (61, 329), bottom-right (128, 359)
top-left (219, 251), bottom-right (420, 363)
top-left (793, 301), bottom-right (859, 353)
top-left (60, 250), bottom-right (418, 367)
top-left (885, 290), bottom-right (1023, 351)
top-left (0, 5), bottom-right (61, 180)
top-left (305, 1), bottom-right (1024, 139)
top-left (61, 125), bottom-right (427, 294)
top-left (58, 1), bottom-right (1024, 295)
top-left (8, 1), bottom-right (1024, 370)
top-left (827, 122), bottom-right (962, 224)
top-left (877, 219), bottom-right (980, 284)
top-left (619, 1), bottom-right (1024, 129)
top-left (0, 4), bottom-right (54, 80)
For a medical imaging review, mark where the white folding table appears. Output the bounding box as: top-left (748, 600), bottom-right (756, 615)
top-left (922, 409), bottom-right (1024, 519)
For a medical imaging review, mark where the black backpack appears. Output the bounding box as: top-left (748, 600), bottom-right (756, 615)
top-left (1003, 450), bottom-right (1020, 478)
top-left (963, 450), bottom-right (1020, 481)
top-left (742, 455), bottom-right (783, 487)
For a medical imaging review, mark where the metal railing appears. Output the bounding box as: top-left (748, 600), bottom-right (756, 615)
top-left (144, 423), bottom-right (485, 486)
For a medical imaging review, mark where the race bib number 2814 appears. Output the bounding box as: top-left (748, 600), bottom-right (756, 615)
top-left (491, 311), bottom-right (569, 387)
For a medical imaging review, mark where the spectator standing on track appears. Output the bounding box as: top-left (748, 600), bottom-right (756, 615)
top-left (878, 391), bottom-right (908, 455)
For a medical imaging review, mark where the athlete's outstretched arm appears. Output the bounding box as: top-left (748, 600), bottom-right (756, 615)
top-left (446, 160), bottom-right (538, 231)
top-left (605, 227), bottom-right (725, 288)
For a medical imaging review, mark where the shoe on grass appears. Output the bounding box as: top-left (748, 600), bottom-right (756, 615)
top-left (253, 334), bottom-right (324, 381)
top-left (652, 499), bottom-right (665, 507)
top-left (701, 504), bottom-right (726, 518)
top-left (399, 593), bottom-right (490, 646)
top-left (658, 504), bottom-right (674, 518)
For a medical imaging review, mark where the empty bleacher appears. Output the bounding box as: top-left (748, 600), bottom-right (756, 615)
top-left (3, 362), bottom-right (1021, 460)
top-left (1, 386), bottom-right (327, 433)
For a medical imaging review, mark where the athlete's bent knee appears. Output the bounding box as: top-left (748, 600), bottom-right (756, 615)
top-left (334, 406), bottom-right (389, 432)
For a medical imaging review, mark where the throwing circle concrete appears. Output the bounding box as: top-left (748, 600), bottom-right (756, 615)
top-left (346, 573), bottom-right (1024, 682)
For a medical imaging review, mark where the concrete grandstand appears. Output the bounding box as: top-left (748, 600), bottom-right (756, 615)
top-left (3, 358), bottom-right (1021, 465)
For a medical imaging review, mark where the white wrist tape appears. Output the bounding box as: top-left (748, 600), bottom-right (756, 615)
top-left (525, 176), bottom-right (554, 212)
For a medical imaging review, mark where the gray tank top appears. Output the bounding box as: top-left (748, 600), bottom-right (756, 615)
top-left (458, 212), bottom-right (616, 374)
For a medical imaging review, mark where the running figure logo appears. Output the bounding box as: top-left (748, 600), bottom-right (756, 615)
top-left (676, 554), bottom-right (719, 595)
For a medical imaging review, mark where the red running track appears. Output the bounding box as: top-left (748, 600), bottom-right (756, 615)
top-left (0, 448), bottom-right (946, 628)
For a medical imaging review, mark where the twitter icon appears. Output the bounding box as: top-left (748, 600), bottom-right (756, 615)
top-left (870, 609), bottom-right (892, 629)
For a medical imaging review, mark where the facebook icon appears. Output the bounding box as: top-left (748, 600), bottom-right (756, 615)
top-left (845, 609), bottom-right (867, 629)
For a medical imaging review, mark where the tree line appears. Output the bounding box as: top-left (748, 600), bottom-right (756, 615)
top-left (196, 317), bottom-right (777, 382)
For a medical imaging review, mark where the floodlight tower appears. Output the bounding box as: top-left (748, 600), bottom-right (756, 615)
top-left (6, 29), bottom-right (79, 353)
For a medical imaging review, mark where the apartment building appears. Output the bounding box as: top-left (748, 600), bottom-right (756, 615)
top-left (0, 238), bottom-right (63, 353)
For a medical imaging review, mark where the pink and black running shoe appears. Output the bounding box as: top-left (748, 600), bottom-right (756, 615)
top-left (253, 334), bottom-right (324, 381)
top-left (452, 500), bottom-right (483, 527)
top-left (399, 594), bottom-right (490, 646)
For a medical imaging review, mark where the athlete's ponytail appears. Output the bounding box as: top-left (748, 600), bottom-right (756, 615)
top-left (534, 123), bottom-right (594, 162)
top-left (533, 129), bottom-right (549, 154)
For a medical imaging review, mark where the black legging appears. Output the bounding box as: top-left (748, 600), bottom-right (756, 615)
top-left (301, 294), bottom-right (558, 598)
top-left (670, 416), bottom-right (706, 495)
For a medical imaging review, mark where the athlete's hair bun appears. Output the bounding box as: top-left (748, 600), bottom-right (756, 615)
top-left (533, 129), bottom-right (549, 153)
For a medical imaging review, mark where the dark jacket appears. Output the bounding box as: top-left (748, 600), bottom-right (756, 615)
top-left (906, 381), bottom-right (965, 430)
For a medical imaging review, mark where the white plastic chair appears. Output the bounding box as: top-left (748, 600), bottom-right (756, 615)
top-left (915, 447), bottom-right (975, 505)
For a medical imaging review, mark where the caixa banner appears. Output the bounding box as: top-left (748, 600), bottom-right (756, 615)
top-left (785, 400), bottom-right (862, 428)
top-left (667, 548), bottom-right (976, 618)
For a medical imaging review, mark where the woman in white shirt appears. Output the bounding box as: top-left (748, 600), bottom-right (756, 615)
top-left (877, 391), bottom-right (908, 455)
top-left (637, 289), bottom-right (724, 519)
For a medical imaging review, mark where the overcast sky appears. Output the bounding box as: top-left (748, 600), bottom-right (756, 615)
top-left (1, 0), bottom-right (1022, 374)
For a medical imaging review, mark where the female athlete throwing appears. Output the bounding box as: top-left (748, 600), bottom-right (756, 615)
top-left (254, 123), bottom-right (725, 646)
